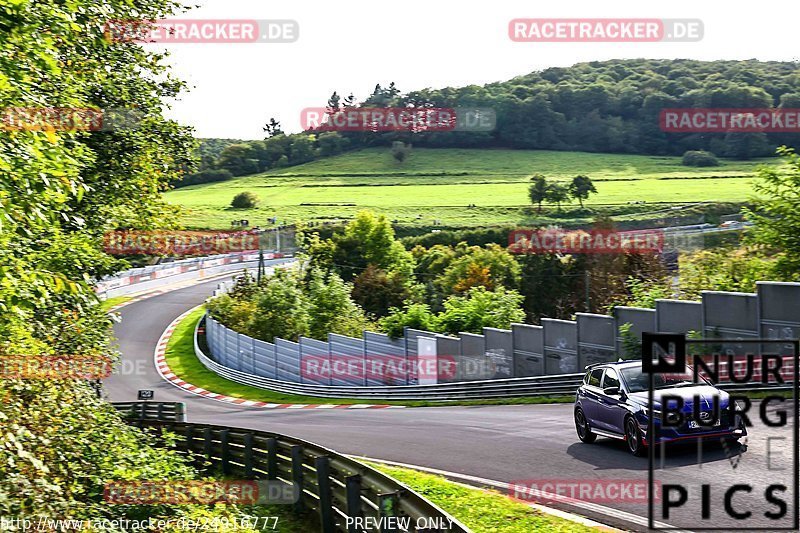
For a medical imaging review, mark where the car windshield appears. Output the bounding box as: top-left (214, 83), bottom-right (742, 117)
top-left (620, 365), bottom-right (709, 393)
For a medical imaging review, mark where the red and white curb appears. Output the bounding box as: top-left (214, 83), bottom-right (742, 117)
top-left (153, 307), bottom-right (404, 410)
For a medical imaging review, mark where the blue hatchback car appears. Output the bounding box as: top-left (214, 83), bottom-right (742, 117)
top-left (574, 360), bottom-right (747, 456)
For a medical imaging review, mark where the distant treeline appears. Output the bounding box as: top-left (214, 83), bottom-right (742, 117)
top-left (175, 59), bottom-right (800, 187)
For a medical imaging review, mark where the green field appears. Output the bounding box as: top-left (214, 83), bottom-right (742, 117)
top-left (166, 148), bottom-right (772, 229)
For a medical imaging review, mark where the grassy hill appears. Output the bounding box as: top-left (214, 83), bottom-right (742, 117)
top-left (166, 148), bottom-right (772, 229)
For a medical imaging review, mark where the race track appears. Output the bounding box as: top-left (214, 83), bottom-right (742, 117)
top-left (104, 276), bottom-right (798, 532)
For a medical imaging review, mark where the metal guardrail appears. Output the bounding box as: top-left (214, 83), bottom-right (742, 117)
top-left (195, 317), bottom-right (583, 400)
top-left (194, 319), bottom-right (795, 400)
top-left (115, 404), bottom-right (469, 533)
top-left (112, 401), bottom-right (186, 421)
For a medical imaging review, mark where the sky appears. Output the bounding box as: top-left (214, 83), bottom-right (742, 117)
top-left (155, 0), bottom-right (799, 139)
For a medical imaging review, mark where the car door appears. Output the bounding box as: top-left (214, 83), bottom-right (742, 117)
top-left (594, 367), bottom-right (626, 434)
top-left (577, 367), bottom-right (605, 422)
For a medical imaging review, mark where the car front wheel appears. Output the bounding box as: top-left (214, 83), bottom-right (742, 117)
top-left (625, 417), bottom-right (646, 456)
top-left (575, 408), bottom-right (597, 443)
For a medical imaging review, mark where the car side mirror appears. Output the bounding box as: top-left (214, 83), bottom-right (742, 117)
top-left (603, 386), bottom-right (620, 396)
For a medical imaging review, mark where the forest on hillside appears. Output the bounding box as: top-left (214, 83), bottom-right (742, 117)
top-left (183, 59), bottom-right (800, 185)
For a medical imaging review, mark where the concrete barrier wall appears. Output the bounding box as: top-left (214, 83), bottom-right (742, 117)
top-left (203, 281), bottom-right (800, 385)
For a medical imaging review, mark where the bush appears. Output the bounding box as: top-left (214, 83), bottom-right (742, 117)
top-left (230, 191), bottom-right (260, 209)
top-left (682, 150), bottom-right (719, 167)
top-left (391, 141), bottom-right (411, 163)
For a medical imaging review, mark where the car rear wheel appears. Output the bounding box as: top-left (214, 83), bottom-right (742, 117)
top-left (625, 417), bottom-right (645, 456)
top-left (575, 408), bottom-right (596, 443)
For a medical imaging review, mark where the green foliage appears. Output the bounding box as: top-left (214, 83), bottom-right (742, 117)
top-left (546, 182), bottom-right (570, 211)
top-left (230, 191), bottom-right (260, 209)
top-left (528, 174), bottom-right (549, 213)
top-left (682, 150), bottom-right (719, 167)
top-left (436, 243), bottom-right (521, 295)
top-left (622, 276), bottom-right (675, 309)
top-left (305, 210), bottom-right (415, 282)
top-left (379, 303), bottom-right (437, 339)
top-left (351, 265), bottom-right (416, 318)
top-left (0, 0), bottom-right (231, 522)
top-left (678, 248), bottom-right (779, 297)
top-left (175, 168), bottom-right (233, 188)
top-left (435, 286), bottom-right (526, 335)
top-left (379, 287), bottom-right (525, 337)
top-left (568, 175), bottom-right (597, 208)
top-left (618, 322), bottom-right (642, 360)
top-left (194, 138), bottom-right (244, 171)
top-left (317, 59), bottom-right (795, 157)
top-left (307, 269), bottom-right (372, 339)
top-left (745, 147), bottom-right (800, 277)
top-left (207, 269), bottom-right (372, 342)
top-left (217, 143), bottom-right (260, 176)
top-left (391, 141), bottom-right (412, 163)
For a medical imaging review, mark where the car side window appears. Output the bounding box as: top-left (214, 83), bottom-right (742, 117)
top-left (602, 368), bottom-right (620, 391)
top-left (588, 368), bottom-right (603, 387)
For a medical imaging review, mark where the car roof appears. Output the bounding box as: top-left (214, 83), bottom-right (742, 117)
top-left (584, 360), bottom-right (641, 371)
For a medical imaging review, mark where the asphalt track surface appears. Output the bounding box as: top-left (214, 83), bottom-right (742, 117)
top-left (104, 275), bottom-right (798, 532)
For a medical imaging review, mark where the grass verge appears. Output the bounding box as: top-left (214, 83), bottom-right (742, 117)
top-left (100, 295), bottom-right (132, 312)
top-left (162, 308), bottom-right (573, 407)
top-left (368, 462), bottom-right (597, 532)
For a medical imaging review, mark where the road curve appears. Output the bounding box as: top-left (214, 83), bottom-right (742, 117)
top-left (104, 277), bottom-right (797, 532)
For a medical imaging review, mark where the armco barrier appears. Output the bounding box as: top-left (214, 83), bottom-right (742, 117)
top-left (95, 251), bottom-right (293, 299)
top-left (195, 319), bottom-right (792, 400)
top-left (112, 401), bottom-right (186, 421)
top-left (197, 316), bottom-right (584, 400)
top-left (200, 277), bottom-right (800, 395)
top-left (114, 403), bottom-right (468, 533)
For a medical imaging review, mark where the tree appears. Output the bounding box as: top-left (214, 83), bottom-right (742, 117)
top-left (528, 174), bottom-right (549, 213)
top-left (231, 191), bottom-right (260, 208)
top-left (307, 269), bottom-right (371, 339)
top-left (744, 147), bottom-right (800, 277)
top-left (0, 0), bottom-right (210, 521)
top-left (351, 265), bottom-right (413, 317)
top-left (326, 91), bottom-right (341, 114)
top-left (289, 135), bottom-right (316, 164)
top-left (437, 243), bottom-right (521, 295)
top-left (379, 303), bottom-right (437, 339)
top-left (723, 131), bottom-right (771, 160)
top-left (329, 210), bottom-right (414, 280)
top-left (317, 132), bottom-right (350, 157)
top-left (248, 273), bottom-right (311, 341)
top-left (435, 287), bottom-right (526, 335)
top-left (263, 117), bottom-right (283, 138)
top-left (217, 143), bottom-right (259, 176)
top-left (546, 182), bottom-right (571, 211)
top-left (569, 175), bottom-right (597, 208)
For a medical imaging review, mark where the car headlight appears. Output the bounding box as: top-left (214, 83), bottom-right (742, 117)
top-left (643, 407), bottom-right (661, 419)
